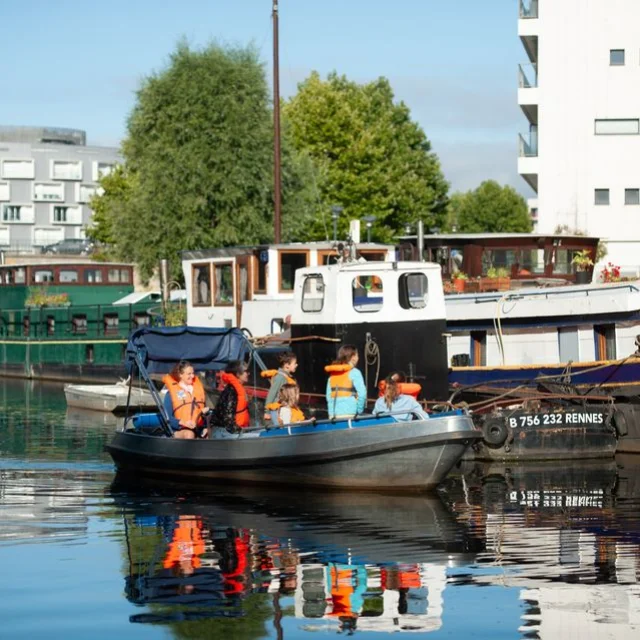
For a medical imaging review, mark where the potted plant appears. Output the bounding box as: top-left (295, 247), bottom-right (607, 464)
top-left (600, 262), bottom-right (621, 284)
top-left (452, 271), bottom-right (468, 293)
top-left (479, 267), bottom-right (511, 292)
top-left (571, 250), bottom-right (594, 284)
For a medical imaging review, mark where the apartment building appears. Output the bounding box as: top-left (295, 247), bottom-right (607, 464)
top-left (518, 0), bottom-right (640, 270)
top-left (0, 126), bottom-right (120, 251)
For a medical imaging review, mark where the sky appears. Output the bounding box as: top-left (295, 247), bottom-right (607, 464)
top-left (0, 0), bottom-right (531, 195)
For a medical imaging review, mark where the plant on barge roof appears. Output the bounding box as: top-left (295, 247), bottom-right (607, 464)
top-left (25, 289), bottom-right (70, 307)
top-left (571, 249), bottom-right (594, 272)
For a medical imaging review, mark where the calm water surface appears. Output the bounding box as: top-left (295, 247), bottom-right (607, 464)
top-left (1, 378), bottom-right (640, 639)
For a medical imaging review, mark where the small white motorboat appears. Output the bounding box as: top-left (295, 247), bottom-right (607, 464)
top-left (64, 379), bottom-right (159, 414)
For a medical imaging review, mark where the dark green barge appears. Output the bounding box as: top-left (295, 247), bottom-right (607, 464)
top-left (0, 262), bottom-right (161, 382)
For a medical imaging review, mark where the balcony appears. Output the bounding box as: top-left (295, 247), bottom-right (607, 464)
top-left (519, 131), bottom-right (538, 157)
top-left (518, 63), bottom-right (537, 88)
top-left (518, 131), bottom-right (538, 193)
top-left (519, 0), bottom-right (538, 19)
top-left (518, 63), bottom-right (538, 125)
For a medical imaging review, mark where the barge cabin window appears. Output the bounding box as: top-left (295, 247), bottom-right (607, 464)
top-left (399, 272), bottom-right (428, 309)
top-left (84, 269), bottom-right (103, 283)
top-left (192, 264), bottom-right (211, 306)
top-left (352, 276), bottom-right (383, 313)
top-left (59, 269), bottom-right (78, 283)
top-left (594, 324), bottom-right (616, 360)
top-left (253, 251), bottom-right (268, 293)
top-left (301, 275), bottom-right (324, 312)
top-left (72, 315), bottom-right (88, 335)
top-left (279, 251), bottom-right (308, 291)
top-left (214, 263), bottom-right (233, 305)
top-left (470, 331), bottom-right (487, 366)
top-left (558, 327), bottom-right (580, 362)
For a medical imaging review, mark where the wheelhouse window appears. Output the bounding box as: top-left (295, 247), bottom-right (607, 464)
top-left (279, 251), bottom-right (308, 291)
top-left (301, 274), bottom-right (324, 312)
top-left (84, 269), bottom-right (103, 283)
top-left (192, 264), bottom-right (211, 306)
top-left (352, 275), bottom-right (383, 313)
top-left (594, 324), bottom-right (616, 360)
top-left (254, 251), bottom-right (268, 293)
top-left (399, 272), bottom-right (428, 309)
top-left (214, 263), bottom-right (233, 306)
top-left (33, 269), bottom-right (54, 283)
top-left (357, 250), bottom-right (387, 262)
top-left (59, 269), bottom-right (78, 283)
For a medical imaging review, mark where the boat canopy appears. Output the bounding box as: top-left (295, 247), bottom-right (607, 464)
top-left (125, 326), bottom-right (251, 375)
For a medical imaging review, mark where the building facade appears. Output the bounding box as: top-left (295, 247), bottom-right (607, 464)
top-left (0, 126), bottom-right (119, 252)
top-left (518, 0), bottom-right (640, 271)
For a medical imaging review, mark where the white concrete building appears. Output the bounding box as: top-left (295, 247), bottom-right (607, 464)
top-left (518, 0), bottom-right (640, 272)
top-left (0, 126), bottom-right (119, 252)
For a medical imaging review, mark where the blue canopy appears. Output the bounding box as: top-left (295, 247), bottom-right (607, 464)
top-left (125, 326), bottom-right (251, 375)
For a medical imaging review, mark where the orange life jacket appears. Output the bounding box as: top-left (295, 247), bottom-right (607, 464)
top-left (328, 566), bottom-right (358, 618)
top-left (163, 516), bottom-right (205, 570)
top-left (325, 364), bottom-right (356, 398)
top-left (163, 374), bottom-right (206, 426)
top-left (260, 369), bottom-right (296, 384)
top-left (377, 380), bottom-right (422, 400)
top-left (220, 371), bottom-right (250, 428)
top-left (265, 402), bottom-right (305, 424)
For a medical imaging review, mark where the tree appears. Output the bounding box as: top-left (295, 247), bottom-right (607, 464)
top-left (88, 42), bottom-right (319, 282)
top-left (283, 71), bottom-right (449, 242)
top-left (447, 180), bottom-right (532, 233)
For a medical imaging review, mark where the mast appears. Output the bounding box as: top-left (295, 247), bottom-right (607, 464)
top-left (272, 0), bottom-right (282, 243)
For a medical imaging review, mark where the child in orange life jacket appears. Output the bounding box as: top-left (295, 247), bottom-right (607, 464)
top-left (270, 383), bottom-right (305, 425)
top-left (210, 360), bottom-right (251, 432)
top-left (262, 350), bottom-right (298, 421)
top-left (325, 345), bottom-right (367, 418)
top-left (373, 371), bottom-right (429, 421)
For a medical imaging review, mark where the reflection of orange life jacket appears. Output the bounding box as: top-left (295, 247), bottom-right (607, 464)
top-left (325, 364), bottom-right (356, 398)
top-left (163, 517), bottom-right (205, 570)
top-left (377, 380), bottom-right (422, 400)
top-left (220, 372), bottom-right (250, 428)
top-left (265, 402), bottom-right (305, 424)
top-left (329, 566), bottom-right (357, 618)
top-left (260, 369), bottom-right (296, 384)
top-left (222, 532), bottom-right (250, 595)
top-left (163, 374), bottom-right (206, 426)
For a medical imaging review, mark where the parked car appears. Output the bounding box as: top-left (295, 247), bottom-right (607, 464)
top-left (40, 238), bottom-right (94, 255)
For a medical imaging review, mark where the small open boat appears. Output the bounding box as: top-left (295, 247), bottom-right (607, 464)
top-left (106, 326), bottom-right (481, 491)
top-left (64, 379), bottom-right (157, 413)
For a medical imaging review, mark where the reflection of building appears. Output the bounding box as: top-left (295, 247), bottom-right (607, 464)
top-left (294, 562), bottom-right (446, 633)
top-left (0, 125), bottom-right (119, 251)
top-left (0, 471), bottom-right (88, 542)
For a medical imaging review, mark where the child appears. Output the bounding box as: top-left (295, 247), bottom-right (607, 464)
top-left (276, 383), bottom-right (305, 425)
top-left (325, 344), bottom-right (367, 418)
top-left (262, 350), bottom-right (298, 420)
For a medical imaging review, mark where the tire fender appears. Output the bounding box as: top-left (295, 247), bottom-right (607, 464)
top-left (482, 418), bottom-right (509, 447)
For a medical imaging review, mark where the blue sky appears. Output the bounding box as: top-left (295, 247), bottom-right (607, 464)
top-left (0, 0), bottom-right (529, 194)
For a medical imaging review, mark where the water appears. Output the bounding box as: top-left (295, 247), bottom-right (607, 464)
top-left (1, 378), bottom-right (640, 639)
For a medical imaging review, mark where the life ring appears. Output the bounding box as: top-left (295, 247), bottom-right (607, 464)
top-left (482, 418), bottom-right (509, 447)
top-left (612, 407), bottom-right (630, 437)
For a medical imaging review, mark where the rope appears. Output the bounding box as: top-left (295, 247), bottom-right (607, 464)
top-left (250, 334), bottom-right (341, 347)
top-left (364, 337), bottom-right (381, 391)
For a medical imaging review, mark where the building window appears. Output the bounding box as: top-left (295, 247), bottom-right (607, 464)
top-left (399, 272), bottom-right (428, 309)
top-left (76, 183), bottom-right (97, 203)
top-left (51, 160), bottom-right (82, 181)
top-left (470, 331), bottom-right (487, 366)
top-left (301, 274), bottom-right (324, 312)
top-left (0, 182), bottom-right (10, 201)
top-left (594, 324), bottom-right (616, 360)
top-left (1, 159), bottom-right (34, 179)
top-left (594, 119), bottom-right (639, 135)
top-left (558, 327), bottom-right (580, 362)
top-left (594, 189), bottom-right (610, 205)
top-left (352, 275), bottom-right (383, 313)
top-left (33, 182), bottom-right (64, 202)
top-left (192, 264), bottom-right (211, 306)
top-left (214, 263), bottom-right (234, 306)
top-left (92, 161), bottom-right (115, 181)
top-left (625, 189), bottom-right (640, 205)
top-left (53, 206), bottom-right (68, 222)
top-left (279, 251), bottom-right (308, 291)
top-left (610, 49), bottom-right (625, 65)
top-left (2, 205), bottom-right (22, 221)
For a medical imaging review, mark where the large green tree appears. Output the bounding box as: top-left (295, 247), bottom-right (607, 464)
top-left (447, 180), bottom-right (532, 233)
top-left (283, 71), bottom-right (449, 242)
top-left (88, 42), bottom-right (319, 281)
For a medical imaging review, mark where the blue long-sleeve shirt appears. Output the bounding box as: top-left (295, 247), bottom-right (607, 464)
top-left (373, 394), bottom-right (429, 421)
top-left (326, 367), bottom-right (367, 418)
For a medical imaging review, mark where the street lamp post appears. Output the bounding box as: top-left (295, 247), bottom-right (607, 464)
top-left (331, 205), bottom-right (343, 242)
top-left (363, 215), bottom-right (376, 243)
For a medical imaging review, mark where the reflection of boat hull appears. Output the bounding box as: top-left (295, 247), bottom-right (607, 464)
top-left (64, 383), bottom-right (157, 413)
top-left (107, 414), bottom-right (481, 491)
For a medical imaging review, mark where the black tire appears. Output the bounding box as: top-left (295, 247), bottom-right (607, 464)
top-left (482, 418), bottom-right (509, 447)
